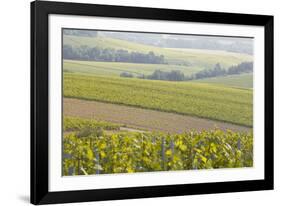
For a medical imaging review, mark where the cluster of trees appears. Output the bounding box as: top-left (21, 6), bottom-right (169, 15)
top-left (120, 70), bottom-right (185, 81)
top-left (120, 62), bottom-right (253, 82)
top-left (120, 72), bottom-right (134, 78)
top-left (186, 62), bottom-right (253, 80)
top-left (186, 63), bottom-right (226, 80)
top-left (145, 70), bottom-right (185, 81)
top-left (63, 45), bottom-right (166, 64)
top-left (228, 62), bottom-right (253, 75)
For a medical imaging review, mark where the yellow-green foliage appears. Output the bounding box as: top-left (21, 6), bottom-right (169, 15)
top-left (63, 127), bottom-right (253, 175)
top-left (64, 73), bottom-right (253, 126)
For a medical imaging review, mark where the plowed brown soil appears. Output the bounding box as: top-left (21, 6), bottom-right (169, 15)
top-left (64, 98), bottom-right (251, 133)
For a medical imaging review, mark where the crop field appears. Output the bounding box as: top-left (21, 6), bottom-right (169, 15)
top-left (64, 98), bottom-right (250, 133)
top-left (63, 59), bottom-right (202, 77)
top-left (63, 118), bottom-right (253, 175)
top-left (64, 73), bottom-right (253, 126)
top-left (194, 73), bottom-right (253, 88)
top-left (64, 35), bottom-right (252, 68)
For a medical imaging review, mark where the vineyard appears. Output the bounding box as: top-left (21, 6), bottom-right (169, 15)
top-left (63, 117), bottom-right (253, 175)
top-left (64, 73), bottom-right (253, 126)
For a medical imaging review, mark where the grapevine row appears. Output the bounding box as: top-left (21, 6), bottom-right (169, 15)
top-left (63, 127), bottom-right (253, 175)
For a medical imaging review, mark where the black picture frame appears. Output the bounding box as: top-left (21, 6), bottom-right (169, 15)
top-left (31, 0), bottom-right (274, 204)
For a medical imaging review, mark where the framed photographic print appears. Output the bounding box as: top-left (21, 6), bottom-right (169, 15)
top-left (31, 0), bottom-right (274, 204)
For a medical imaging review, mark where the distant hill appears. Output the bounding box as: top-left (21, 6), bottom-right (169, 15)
top-left (98, 31), bottom-right (254, 55)
top-left (63, 35), bottom-right (253, 69)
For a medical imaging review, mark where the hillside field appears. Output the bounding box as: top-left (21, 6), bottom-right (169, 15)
top-left (194, 73), bottom-right (253, 88)
top-left (64, 98), bottom-right (250, 133)
top-left (63, 59), bottom-right (202, 77)
top-left (64, 73), bottom-right (253, 126)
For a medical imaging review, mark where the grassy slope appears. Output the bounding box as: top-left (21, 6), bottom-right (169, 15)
top-left (63, 35), bottom-right (253, 68)
top-left (64, 60), bottom-right (202, 77)
top-left (64, 73), bottom-right (253, 126)
top-left (64, 60), bottom-right (253, 88)
top-left (194, 73), bottom-right (253, 88)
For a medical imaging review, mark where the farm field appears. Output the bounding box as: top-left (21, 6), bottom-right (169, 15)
top-left (64, 98), bottom-right (251, 133)
top-left (64, 35), bottom-right (253, 68)
top-left (194, 73), bottom-right (253, 88)
top-left (64, 72), bottom-right (253, 126)
top-left (63, 59), bottom-right (202, 77)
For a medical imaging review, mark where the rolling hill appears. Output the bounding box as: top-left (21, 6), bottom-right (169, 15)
top-left (63, 35), bottom-right (253, 69)
top-left (64, 72), bottom-right (253, 126)
top-left (63, 60), bottom-right (202, 77)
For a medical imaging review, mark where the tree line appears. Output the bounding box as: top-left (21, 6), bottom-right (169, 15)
top-left (120, 70), bottom-right (185, 81)
top-left (63, 45), bottom-right (166, 64)
top-left (120, 62), bottom-right (253, 81)
top-left (145, 70), bottom-right (185, 81)
top-left (187, 62), bottom-right (253, 80)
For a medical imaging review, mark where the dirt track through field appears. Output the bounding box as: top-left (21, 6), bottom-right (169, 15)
top-left (64, 98), bottom-right (251, 133)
